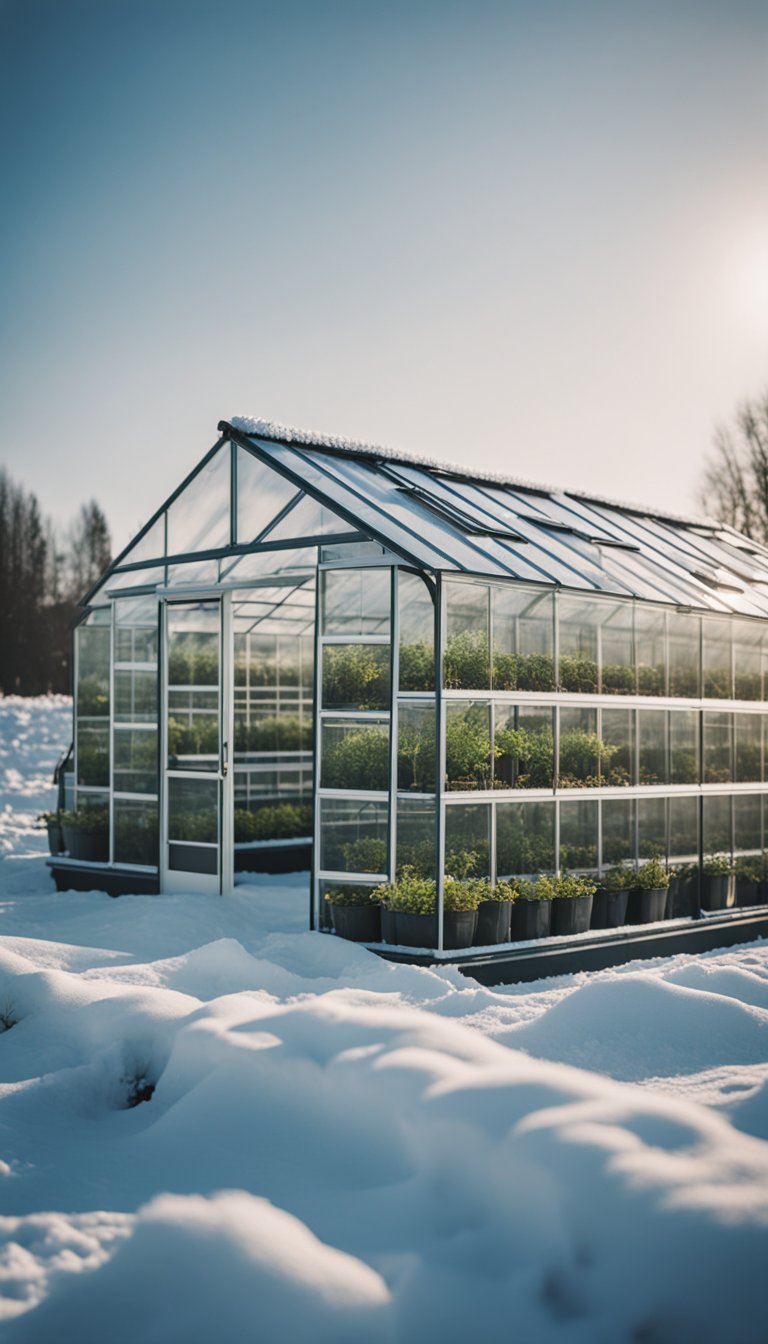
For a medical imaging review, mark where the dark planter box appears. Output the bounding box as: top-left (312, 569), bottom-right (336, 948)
top-left (475, 900), bottom-right (513, 946)
top-left (591, 888), bottom-right (628, 930)
top-left (395, 911), bottom-right (435, 948)
top-left (46, 820), bottom-right (64, 855)
top-left (701, 873), bottom-right (735, 912)
top-left (758, 880), bottom-right (768, 908)
top-left (627, 887), bottom-right (668, 924)
top-left (381, 904), bottom-right (399, 944)
top-left (666, 874), bottom-right (699, 919)
top-left (736, 879), bottom-right (759, 908)
top-left (552, 894), bottom-right (593, 936)
top-left (62, 825), bottom-right (108, 863)
top-left (443, 909), bottom-right (478, 950)
top-left (329, 903), bottom-right (381, 942)
top-left (511, 897), bottom-right (551, 941)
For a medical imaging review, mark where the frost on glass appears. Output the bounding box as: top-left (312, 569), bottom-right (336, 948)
top-left (668, 612), bottom-right (701, 697)
top-left (443, 580), bottom-right (490, 690)
top-left (669, 709), bottom-right (699, 784)
top-left (733, 620), bottom-right (763, 700)
top-left (638, 708), bottom-right (668, 786)
top-left (558, 595), bottom-right (599, 693)
top-left (559, 798), bottom-right (598, 871)
top-left (600, 601), bottom-right (636, 695)
top-left (496, 799), bottom-right (555, 877)
top-left (558, 706), bottom-right (601, 788)
top-left (734, 713), bottom-right (762, 784)
top-left (321, 718), bottom-right (389, 791)
top-left (319, 798), bottom-right (388, 873)
top-left (445, 702), bottom-right (492, 791)
top-left (493, 704), bottom-right (554, 789)
top-left (702, 617), bottom-right (732, 699)
top-left (236, 448), bottom-right (300, 544)
top-left (703, 711), bottom-right (733, 784)
top-left (635, 605), bottom-right (667, 695)
top-left (601, 797), bottom-right (635, 867)
top-left (322, 568), bottom-right (390, 636)
top-left (444, 804), bottom-right (490, 878)
top-left (166, 446), bottom-right (230, 555)
top-left (397, 702), bottom-right (436, 792)
top-left (638, 796), bottom-right (667, 860)
top-left (491, 586), bottom-right (555, 691)
top-left (398, 571), bottom-right (434, 692)
top-left (703, 794), bottom-right (732, 856)
top-left (396, 796), bottom-right (436, 876)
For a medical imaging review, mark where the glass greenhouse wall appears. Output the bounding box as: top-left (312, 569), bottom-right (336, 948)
top-left (53, 421), bottom-right (768, 956)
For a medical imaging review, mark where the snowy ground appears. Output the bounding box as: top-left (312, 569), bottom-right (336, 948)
top-left (1, 696), bottom-right (768, 1343)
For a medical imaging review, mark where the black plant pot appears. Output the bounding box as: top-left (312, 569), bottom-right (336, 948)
top-left (551, 894), bottom-right (593, 936)
top-left (474, 900), bottom-right (513, 946)
top-left (736, 879), bottom-right (759, 908)
top-left (443, 909), bottom-right (478, 950)
top-left (380, 904), bottom-right (399, 944)
top-left (394, 911), bottom-right (434, 948)
top-left (46, 820), bottom-right (64, 855)
top-left (701, 873), bottom-right (735, 912)
top-left (758, 880), bottom-right (768, 908)
top-left (590, 888), bottom-right (628, 930)
top-left (330, 903), bottom-right (381, 942)
top-left (62, 825), bottom-right (109, 863)
top-left (626, 887), bottom-right (668, 924)
top-left (510, 897), bottom-right (551, 941)
top-left (666, 874), bottom-right (699, 920)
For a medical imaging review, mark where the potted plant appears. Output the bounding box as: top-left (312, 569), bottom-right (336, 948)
top-left (591, 864), bottom-right (631, 929)
top-left (473, 878), bottom-right (518, 945)
top-left (666, 862), bottom-right (699, 918)
top-left (627, 857), bottom-right (669, 924)
top-left (375, 868), bottom-right (435, 947)
top-left (324, 887), bottom-right (381, 942)
top-left (38, 811), bottom-right (63, 856)
top-left (550, 872), bottom-right (596, 935)
top-left (510, 876), bottom-right (553, 941)
top-left (735, 857), bottom-right (761, 907)
top-left (701, 853), bottom-right (736, 912)
top-left (442, 876), bottom-right (483, 948)
top-left (60, 807), bottom-right (109, 862)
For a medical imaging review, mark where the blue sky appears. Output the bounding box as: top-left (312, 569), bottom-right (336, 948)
top-left (2, 0), bottom-right (768, 550)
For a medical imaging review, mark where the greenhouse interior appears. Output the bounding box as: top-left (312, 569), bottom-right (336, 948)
top-left (49, 415), bottom-right (768, 969)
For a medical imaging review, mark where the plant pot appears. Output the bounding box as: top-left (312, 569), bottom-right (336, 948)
top-left (590, 888), bottom-right (628, 930)
top-left (626, 887), bottom-right (668, 924)
top-left (46, 819), bottom-right (64, 855)
top-left (394, 911), bottom-right (435, 948)
top-left (62, 825), bottom-right (108, 863)
top-left (380, 904), bottom-right (399, 944)
top-left (552, 894), bottom-right (593, 936)
top-left (666, 874), bottom-right (698, 919)
top-left (701, 873), bottom-right (735, 912)
top-left (329, 904), bottom-right (381, 942)
top-left (474, 899), bottom-right (513, 946)
top-left (443, 909), bottom-right (478, 950)
top-left (736, 879), bottom-right (759, 908)
top-left (758, 880), bottom-right (768, 908)
top-left (510, 897), bottom-right (551, 941)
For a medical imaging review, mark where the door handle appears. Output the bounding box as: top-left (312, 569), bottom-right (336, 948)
top-left (221, 741), bottom-right (229, 777)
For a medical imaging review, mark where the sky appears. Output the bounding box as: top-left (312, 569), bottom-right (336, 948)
top-left (1, 0), bottom-right (768, 552)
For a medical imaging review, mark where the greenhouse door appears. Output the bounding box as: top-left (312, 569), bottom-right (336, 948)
top-left (161, 598), bottom-right (232, 895)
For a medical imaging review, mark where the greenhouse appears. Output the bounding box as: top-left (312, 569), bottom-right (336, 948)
top-left (49, 415), bottom-right (768, 972)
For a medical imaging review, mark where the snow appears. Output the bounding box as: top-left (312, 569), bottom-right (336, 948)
top-left (2, 696), bottom-right (768, 1341)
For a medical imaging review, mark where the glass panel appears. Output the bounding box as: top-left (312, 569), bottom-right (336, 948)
top-left (702, 617), bottom-right (732, 699)
top-left (114, 797), bottom-right (158, 866)
top-left (167, 445), bottom-right (230, 555)
top-left (444, 580), bottom-right (490, 690)
top-left (444, 803), bottom-right (490, 877)
top-left (167, 602), bottom-right (220, 772)
top-left (638, 708), bottom-right (668, 785)
top-left (114, 669), bottom-right (157, 724)
top-left (558, 595), bottom-right (599, 693)
top-left (113, 727), bottom-right (158, 794)
top-left (638, 796), bottom-right (667, 860)
top-left (399, 571), bottom-right (434, 691)
top-left (166, 559), bottom-right (220, 587)
top-left (168, 691), bottom-right (219, 769)
top-left (397, 701), bottom-right (436, 792)
top-left (601, 601), bottom-right (636, 694)
top-left (168, 776), bottom-right (219, 844)
top-left (558, 797), bottom-right (598, 871)
top-left (396, 796), bottom-right (436, 876)
top-left (493, 704), bottom-right (554, 789)
top-left (319, 798), bottom-right (388, 873)
top-left (600, 707), bottom-right (635, 787)
top-left (321, 718), bottom-right (389, 791)
top-left (77, 622), bottom-right (110, 717)
top-left (635, 605), bottom-right (667, 695)
top-left (220, 546), bottom-right (317, 583)
top-left (77, 720), bottom-right (110, 787)
top-left (668, 612), bottom-right (701, 697)
top-left (119, 515), bottom-right (165, 566)
top-left (491, 586), bottom-right (555, 691)
top-left (703, 711), bottom-right (733, 784)
top-left (496, 799), bottom-right (555, 877)
top-left (733, 620), bottom-right (763, 701)
top-left (669, 795), bottom-right (698, 863)
top-left (734, 793), bottom-right (762, 856)
top-left (236, 447), bottom-right (300, 543)
top-left (703, 794), bottom-right (732, 857)
top-left (601, 797), bottom-right (635, 867)
top-left (670, 709), bottom-right (699, 784)
top-left (167, 603), bottom-right (219, 685)
top-left (734, 713), bottom-right (762, 784)
top-left (322, 644), bottom-right (390, 710)
top-left (445, 702), bottom-right (492, 791)
top-left (558, 706), bottom-right (600, 788)
top-left (322, 569), bottom-right (390, 636)
top-left (265, 493), bottom-right (353, 541)
top-left (114, 595), bottom-right (158, 663)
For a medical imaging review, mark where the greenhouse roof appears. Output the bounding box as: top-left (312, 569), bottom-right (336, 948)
top-left (223, 417), bottom-right (768, 618)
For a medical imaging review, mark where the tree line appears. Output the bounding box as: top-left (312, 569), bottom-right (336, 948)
top-left (0, 469), bottom-right (111, 695)
top-left (700, 390), bottom-right (768, 541)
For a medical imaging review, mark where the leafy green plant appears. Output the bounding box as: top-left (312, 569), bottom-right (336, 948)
top-left (637, 664), bottom-right (665, 695)
top-left (322, 726), bottom-right (389, 790)
top-left (559, 653), bottom-right (598, 693)
top-left (702, 852), bottom-right (734, 877)
top-left (375, 867), bottom-right (436, 914)
top-left (37, 811), bottom-right (60, 827)
top-left (528, 875), bottom-right (555, 901)
top-left (60, 807), bottom-right (109, 834)
top-left (445, 705), bottom-right (492, 790)
top-left (114, 810), bottom-right (158, 865)
top-left (601, 663), bottom-right (636, 695)
top-left (399, 641), bottom-right (434, 691)
top-left (340, 836), bottom-right (388, 872)
top-left (735, 671), bottom-right (762, 699)
top-left (735, 857), bottom-right (761, 882)
top-left (443, 876), bottom-right (485, 912)
top-left (322, 645), bottom-right (390, 709)
top-left (77, 675), bottom-right (109, 716)
top-left (552, 872), bottom-right (597, 899)
top-left (494, 722), bottom-right (554, 789)
top-left (634, 857), bottom-right (670, 890)
top-left (558, 728), bottom-right (617, 787)
top-left (492, 650), bottom-right (556, 692)
top-left (600, 864), bottom-right (634, 891)
top-left (253, 803), bottom-right (312, 841)
top-left (324, 886), bottom-right (380, 907)
top-left (397, 715), bottom-right (436, 791)
top-left (443, 630), bottom-right (490, 689)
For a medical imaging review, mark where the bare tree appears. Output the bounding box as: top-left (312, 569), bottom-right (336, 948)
top-left (700, 391), bottom-right (768, 542)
